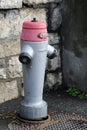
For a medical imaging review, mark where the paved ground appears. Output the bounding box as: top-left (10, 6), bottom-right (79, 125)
top-left (0, 89), bottom-right (87, 130)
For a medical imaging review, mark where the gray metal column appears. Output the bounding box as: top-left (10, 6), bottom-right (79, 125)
top-left (20, 41), bottom-right (48, 120)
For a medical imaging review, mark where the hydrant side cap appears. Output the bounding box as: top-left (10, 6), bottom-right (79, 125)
top-left (23, 21), bottom-right (47, 29)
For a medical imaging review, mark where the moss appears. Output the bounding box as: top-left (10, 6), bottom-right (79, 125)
top-left (67, 86), bottom-right (87, 99)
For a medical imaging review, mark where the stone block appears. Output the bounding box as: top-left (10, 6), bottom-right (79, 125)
top-left (46, 73), bottom-right (58, 89)
top-left (0, 59), bottom-right (5, 68)
top-left (0, 0), bottom-right (22, 9)
top-left (0, 84), bottom-right (4, 103)
top-left (46, 72), bottom-right (62, 89)
top-left (0, 9), bottom-right (46, 39)
top-left (0, 20), bottom-right (10, 39)
top-left (47, 57), bottom-right (58, 71)
top-left (0, 12), bottom-right (4, 19)
top-left (48, 33), bottom-right (60, 45)
top-left (4, 80), bottom-right (19, 102)
top-left (23, 0), bottom-right (47, 4)
top-left (0, 80), bottom-right (19, 103)
top-left (0, 38), bottom-right (20, 58)
top-left (0, 68), bottom-right (6, 79)
top-left (0, 44), bottom-right (5, 58)
top-left (19, 8), bottom-right (46, 22)
top-left (3, 38), bottom-right (20, 57)
top-left (49, 8), bottom-right (62, 31)
top-left (57, 72), bottom-right (62, 86)
top-left (7, 56), bottom-right (22, 78)
top-left (48, 0), bottom-right (62, 2)
top-left (23, 0), bottom-right (62, 5)
top-left (47, 49), bottom-right (61, 71)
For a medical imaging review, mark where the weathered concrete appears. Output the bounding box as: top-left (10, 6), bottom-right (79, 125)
top-left (62, 0), bottom-right (87, 92)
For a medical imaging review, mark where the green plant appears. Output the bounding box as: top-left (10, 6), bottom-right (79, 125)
top-left (78, 93), bottom-right (87, 99)
top-left (66, 86), bottom-right (87, 99)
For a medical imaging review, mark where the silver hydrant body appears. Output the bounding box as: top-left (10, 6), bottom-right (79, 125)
top-left (19, 18), bottom-right (57, 120)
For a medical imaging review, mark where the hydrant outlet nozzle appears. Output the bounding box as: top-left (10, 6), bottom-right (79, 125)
top-left (48, 49), bottom-right (58, 59)
top-left (19, 52), bottom-right (32, 64)
top-left (47, 45), bottom-right (58, 59)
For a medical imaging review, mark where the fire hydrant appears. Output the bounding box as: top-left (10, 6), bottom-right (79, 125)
top-left (19, 18), bottom-right (57, 120)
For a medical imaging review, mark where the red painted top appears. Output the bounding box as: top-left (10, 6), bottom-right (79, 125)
top-left (21, 21), bottom-right (48, 42)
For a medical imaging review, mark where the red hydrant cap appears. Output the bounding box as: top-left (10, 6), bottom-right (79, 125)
top-left (23, 21), bottom-right (47, 29)
top-left (21, 20), bottom-right (48, 42)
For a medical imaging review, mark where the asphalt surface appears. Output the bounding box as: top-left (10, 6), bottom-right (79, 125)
top-left (0, 89), bottom-right (87, 130)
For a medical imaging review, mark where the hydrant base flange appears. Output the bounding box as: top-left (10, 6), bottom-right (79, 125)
top-left (20, 100), bottom-right (47, 120)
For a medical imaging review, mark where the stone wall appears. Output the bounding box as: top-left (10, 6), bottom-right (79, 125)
top-left (0, 0), bottom-right (62, 103)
